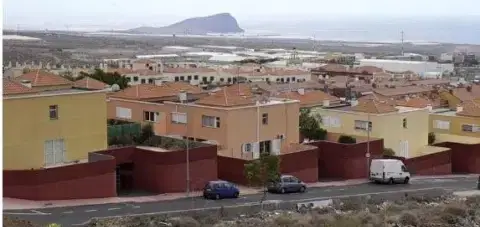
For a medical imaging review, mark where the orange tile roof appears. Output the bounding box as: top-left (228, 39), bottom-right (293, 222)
top-left (354, 66), bottom-right (384, 74)
top-left (373, 85), bottom-right (432, 97)
top-left (317, 64), bottom-right (348, 72)
top-left (73, 77), bottom-right (108, 90)
top-left (196, 88), bottom-right (255, 107)
top-left (395, 97), bottom-right (435, 108)
top-left (163, 67), bottom-right (216, 74)
top-left (457, 100), bottom-right (480, 117)
top-left (214, 84), bottom-right (254, 97)
top-left (3, 78), bottom-right (38, 96)
top-left (452, 85), bottom-right (480, 101)
top-left (107, 68), bottom-right (136, 75)
top-left (275, 90), bottom-right (339, 107)
top-left (110, 82), bottom-right (203, 100)
top-left (351, 98), bottom-right (398, 114)
top-left (15, 70), bottom-right (73, 87)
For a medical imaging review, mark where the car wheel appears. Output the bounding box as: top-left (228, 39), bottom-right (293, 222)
top-left (215, 194), bottom-right (221, 200)
top-left (388, 178), bottom-right (394, 185)
top-left (233, 192), bottom-right (239, 198)
top-left (404, 177), bottom-right (410, 184)
top-left (280, 188), bottom-right (286, 194)
top-left (299, 186), bottom-right (306, 193)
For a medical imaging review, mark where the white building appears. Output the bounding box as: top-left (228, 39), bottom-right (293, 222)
top-left (440, 53), bottom-right (454, 62)
top-left (358, 59), bottom-right (454, 76)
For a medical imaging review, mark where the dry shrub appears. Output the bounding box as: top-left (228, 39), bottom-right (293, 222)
top-left (273, 214), bottom-right (298, 227)
top-left (337, 197), bottom-right (365, 211)
top-left (399, 212), bottom-right (419, 226)
top-left (167, 216), bottom-right (201, 227)
top-left (466, 195), bottom-right (480, 209)
top-left (443, 203), bottom-right (468, 218)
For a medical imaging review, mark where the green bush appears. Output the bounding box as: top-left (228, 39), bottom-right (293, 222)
top-left (338, 135), bottom-right (357, 144)
top-left (383, 148), bottom-right (395, 156)
top-left (428, 132), bottom-right (436, 145)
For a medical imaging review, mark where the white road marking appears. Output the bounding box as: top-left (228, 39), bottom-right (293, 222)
top-left (107, 207), bottom-right (121, 211)
top-left (3, 211), bottom-right (51, 215)
top-left (63, 211), bottom-right (74, 214)
top-left (31, 210), bottom-right (49, 215)
top-left (132, 206), bottom-right (140, 209)
top-left (85, 209), bottom-right (97, 213)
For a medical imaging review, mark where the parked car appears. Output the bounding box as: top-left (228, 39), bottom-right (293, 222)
top-left (477, 175), bottom-right (480, 190)
top-left (203, 180), bottom-right (240, 200)
top-left (267, 175), bottom-right (307, 194)
top-left (370, 159), bottom-right (411, 184)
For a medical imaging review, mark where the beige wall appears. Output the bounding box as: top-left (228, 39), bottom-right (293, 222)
top-left (108, 98), bottom-right (300, 159)
top-left (317, 108), bottom-right (430, 158)
top-left (430, 113), bottom-right (480, 139)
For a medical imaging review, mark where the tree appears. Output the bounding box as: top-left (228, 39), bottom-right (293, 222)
top-left (80, 68), bottom-right (129, 89)
top-left (299, 108), bottom-right (327, 141)
top-left (338, 135), bottom-right (357, 144)
top-left (383, 148), bottom-right (395, 156)
top-left (244, 153), bottom-right (280, 207)
top-left (428, 132), bottom-right (436, 145)
top-left (136, 123), bottom-right (155, 144)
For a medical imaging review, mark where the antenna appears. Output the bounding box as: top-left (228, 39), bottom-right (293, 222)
top-left (401, 31), bottom-right (404, 56)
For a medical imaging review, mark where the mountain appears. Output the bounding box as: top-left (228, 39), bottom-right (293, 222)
top-left (126, 13), bottom-right (244, 35)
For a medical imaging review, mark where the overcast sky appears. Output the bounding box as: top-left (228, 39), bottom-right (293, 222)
top-left (3, 0), bottom-right (480, 30)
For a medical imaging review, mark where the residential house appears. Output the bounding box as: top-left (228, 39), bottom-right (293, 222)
top-left (14, 70), bottom-right (73, 91)
top-left (429, 101), bottom-right (480, 144)
top-left (275, 89), bottom-right (342, 109)
top-left (316, 99), bottom-right (447, 158)
top-left (3, 78), bottom-right (108, 170)
top-left (73, 77), bottom-right (108, 90)
top-left (438, 85), bottom-right (480, 109)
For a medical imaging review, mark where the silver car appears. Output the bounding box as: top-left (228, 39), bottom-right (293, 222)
top-left (267, 175), bottom-right (307, 194)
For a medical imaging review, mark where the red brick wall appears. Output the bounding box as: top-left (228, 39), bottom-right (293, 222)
top-left (4, 159), bottom-right (117, 200)
top-left (131, 145), bottom-right (218, 194)
top-left (383, 150), bottom-right (452, 176)
top-left (280, 148), bottom-right (318, 183)
top-left (309, 139), bottom-right (384, 180)
top-left (217, 156), bottom-right (248, 185)
top-left (435, 142), bottom-right (480, 174)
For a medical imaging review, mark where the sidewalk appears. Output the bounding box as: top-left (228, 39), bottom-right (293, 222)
top-left (3, 174), bottom-right (476, 210)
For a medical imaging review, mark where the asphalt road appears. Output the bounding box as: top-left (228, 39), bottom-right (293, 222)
top-left (4, 176), bottom-right (478, 226)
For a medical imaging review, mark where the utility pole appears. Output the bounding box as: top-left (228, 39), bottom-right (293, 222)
top-left (366, 111), bottom-right (371, 178)
top-left (178, 91), bottom-right (190, 197)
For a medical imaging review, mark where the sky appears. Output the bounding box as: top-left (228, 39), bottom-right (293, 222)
top-left (3, 0), bottom-right (480, 30)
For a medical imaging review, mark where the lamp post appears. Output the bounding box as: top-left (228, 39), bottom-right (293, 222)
top-left (366, 111), bottom-right (371, 178)
top-left (178, 90), bottom-right (190, 197)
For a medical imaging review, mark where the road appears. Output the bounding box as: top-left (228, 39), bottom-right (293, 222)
top-left (4, 176), bottom-right (478, 226)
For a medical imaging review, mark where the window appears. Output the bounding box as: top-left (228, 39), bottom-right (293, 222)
top-left (227, 78), bottom-right (232, 83)
top-left (171, 112), bottom-right (187, 124)
top-left (141, 79), bottom-right (146, 84)
top-left (44, 139), bottom-right (65, 166)
top-left (202, 115), bottom-right (220, 128)
top-left (180, 76), bottom-right (185, 81)
top-left (322, 116), bottom-right (341, 128)
top-left (174, 76), bottom-right (179, 81)
top-left (194, 75), bottom-right (199, 80)
top-left (434, 120), bottom-right (450, 130)
top-left (187, 76), bottom-right (192, 81)
top-left (261, 113), bottom-right (269, 125)
top-left (403, 118), bottom-right (407, 128)
top-left (133, 76), bottom-right (138, 82)
top-left (242, 143), bottom-right (252, 152)
top-left (220, 78), bottom-right (225, 82)
top-left (144, 111), bottom-right (158, 122)
top-left (462, 124), bottom-right (480, 133)
top-left (115, 107), bottom-right (132, 119)
top-left (354, 120), bottom-right (372, 131)
top-left (210, 76), bottom-right (215, 81)
top-left (259, 140), bottom-right (271, 154)
top-left (49, 105), bottom-right (58, 120)
top-left (202, 77), bottom-right (208, 83)
top-left (148, 79), bottom-right (154, 84)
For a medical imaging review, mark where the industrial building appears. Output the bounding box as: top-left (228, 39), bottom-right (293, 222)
top-left (358, 59), bottom-right (454, 77)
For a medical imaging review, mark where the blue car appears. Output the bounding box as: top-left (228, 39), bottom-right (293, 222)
top-left (203, 180), bottom-right (240, 200)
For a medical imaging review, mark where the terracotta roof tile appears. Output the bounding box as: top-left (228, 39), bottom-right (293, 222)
top-left (163, 67), bottom-right (216, 74)
top-left (395, 97), bottom-right (435, 108)
top-left (3, 78), bottom-right (38, 96)
top-left (373, 85), bottom-right (432, 97)
top-left (354, 66), bottom-right (384, 74)
top-left (196, 88), bottom-right (256, 107)
top-left (107, 68), bottom-right (136, 75)
top-left (452, 85), bottom-right (480, 101)
top-left (317, 64), bottom-right (348, 72)
top-left (457, 100), bottom-right (480, 117)
top-left (73, 77), bottom-right (108, 90)
top-left (110, 82), bottom-right (203, 100)
top-left (351, 98), bottom-right (398, 114)
top-left (15, 70), bottom-right (73, 87)
top-left (275, 90), bottom-right (340, 107)
top-left (213, 84), bottom-right (253, 97)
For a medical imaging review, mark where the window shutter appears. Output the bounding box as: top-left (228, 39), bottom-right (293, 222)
top-left (272, 139), bottom-right (281, 155)
top-left (252, 142), bottom-right (260, 159)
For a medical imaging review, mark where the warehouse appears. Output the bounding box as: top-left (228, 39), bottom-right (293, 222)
top-left (358, 59), bottom-right (454, 76)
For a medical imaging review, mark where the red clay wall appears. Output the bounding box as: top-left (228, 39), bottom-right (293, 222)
top-left (132, 145), bottom-right (218, 193)
top-left (217, 147), bottom-right (319, 185)
top-left (435, 142), bottom-right (480, 174)
top-left (309, 139), bottom-right (384, 180)
top-left (4, 158), bottom-right (117, 200)
top-left (385, 150), bottom-right (452, 175)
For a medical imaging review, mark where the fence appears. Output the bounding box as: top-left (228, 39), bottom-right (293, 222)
top-left (107, 123), bottom-right (141, 138)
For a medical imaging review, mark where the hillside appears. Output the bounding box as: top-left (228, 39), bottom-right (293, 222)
top-left (126, 13), bottom-right (244, 35)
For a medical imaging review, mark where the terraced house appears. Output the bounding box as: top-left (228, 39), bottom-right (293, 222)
top-left (3, 73), bottom-right (108, 170)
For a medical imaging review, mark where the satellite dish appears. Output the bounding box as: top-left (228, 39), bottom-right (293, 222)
top-left (111, 84), bottom-right (120, 91)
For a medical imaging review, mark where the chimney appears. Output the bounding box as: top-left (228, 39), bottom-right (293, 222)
top-left (20, 80), bottom-right (32, 88)
top-left (426, 104), bottom-right (433, 112)
top-left (323, 99), bottom-right (330, 107)
top-left (351, 99), bottom-right (359, 106)
top-left (297, 88), bottom-right (305, 95)
top-left (178, 90), bottom-right (187, 102)
top-left (456, 105), bottom-right (463, 113)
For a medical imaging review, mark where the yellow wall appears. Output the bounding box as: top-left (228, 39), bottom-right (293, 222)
top-left (317, 108), bottom-right (430, 158)
top-left (3, 92), bottom-right (108, 170)
top-left (429, 113), bottom-right (480, 138)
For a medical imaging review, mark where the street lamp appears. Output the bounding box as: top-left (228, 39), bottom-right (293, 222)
top-left (366, 111), bottom-right (371, 178)
top-left (178, 90), bottom-right (190, 197)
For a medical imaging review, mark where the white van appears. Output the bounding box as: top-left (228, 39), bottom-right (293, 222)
top-left (370, 159), bottom-right (411, 184)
